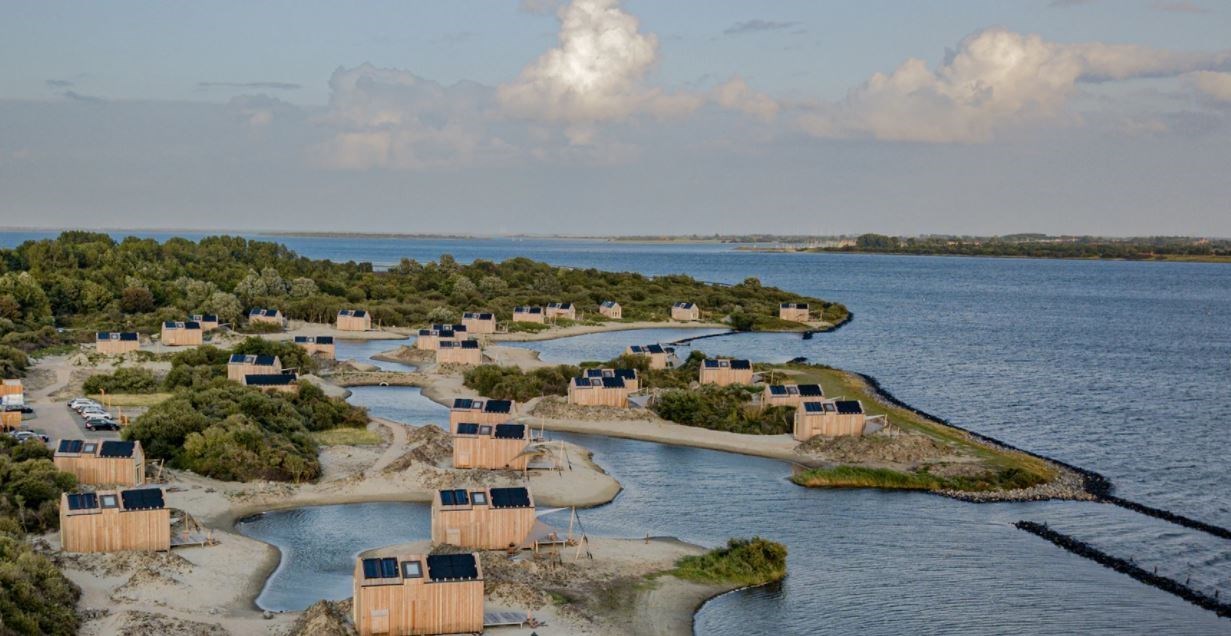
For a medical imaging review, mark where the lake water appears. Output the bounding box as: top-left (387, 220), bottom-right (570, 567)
top-left (9, 231), bottom-right (1229, 632)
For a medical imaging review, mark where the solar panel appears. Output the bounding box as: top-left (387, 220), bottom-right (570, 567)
top-left (453, 398), bottom-right (475, 410)
top-left (485, 400), bottom-right (512, 414)
top-left (803, 402), bottom-right (824, 413)
top-left (66, 492), bottom-right (98, 511)
top-left (460, 340), bottom-right (478, 349)
top-left (768, 385), bottom-right (788, 396)
top-left (245, 374), bottom-right (296, 386)
top-left (730, 359), bottom-right (752, 369)
top-left (490, 487), bottom-right (531, 508)
top-left (440, 489), bottom-right (469, 506)
top-left (835, 400), bottom-right (863, 415)
top-left (120, 488), bottom-right (165, 510)
top-left (99, 440), bottom-right (135, 458)
top-left (456, 423), bottom-right (479, 435)
top-left (120, 332), bottom-right (138, 341)
top-left (798, 384), bottom-right (824, 397)
top-left (361, 557), bottom-right (399, 579)
top-left (601, 377), bottom-right (625, 388)
top-left (703, 360), bottom-right (719, 368)
top-left (494, 424), bottom-right (525, 439)
top-left (573, 377), bottom-right (589, 387)
top-left (315, 336), bottom-right (333, 344)
top-left (614, 369), bottom-right (636, 380)
top-left (58, 439), bottom-right (84, 454)
top-left (426, 553), bottom-right (478, 581)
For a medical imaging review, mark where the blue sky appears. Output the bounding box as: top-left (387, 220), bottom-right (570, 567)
top-left (1, 0), bottom-right (1229, 235)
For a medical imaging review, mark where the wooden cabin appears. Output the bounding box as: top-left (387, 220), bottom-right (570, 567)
top-left (461, 311), bottom-right (496, 334)
top-left (452, 422), bottom-right (531, 470)
top-left (545, 302), bottom-right (575, 321)
top-left (160, 321), bottom-right (203, 346)
top-left (626, 344), bottom-right (679, 370)
top-left (763, 383), bottom-right (823, 408)
top-left (671, 302), bottom-right (700, 321)
top-left (699, 358), bottom-right (754, 386)
top-left (96, 331), bottom-right (140, 355)
top-left (415, 325), bottom-right (466, 351)
top-left (512, 306), bottom-right (545, 324)
top-left (568, 375), bottom-right (631, 408)
top-left (353, 552), bottom-right (483, 636)
top-left (448, 398), bottom-right (515, 433)
top-left (248, 308), bottom-right (285, 328)
top-left (189, 313), bottom-right (220, 331)
top-left (431, 487), bottom-right (535, 549)
top-left (227, 353), bottom-right (282, 382)
top-left (60, 488), bottom-right (170, 553)
top-left (294, 335), bottom-right (335, 359)
top-left (337, 309), bottom-right (372, 332)
top-left (0, 379), bottom-right (22, 424)
top-left (794, 399), bottom-right (867, 440)
top-left (435, 339), bottom-right (482, 366)
top-left (54, 439), bottom-right (145, 487)
top-left (598, 300), bottom-right (622, 320)
top-left (243, 373), bottom-right (299, 393)
top-left (779, 303), bottom-right (810, 322)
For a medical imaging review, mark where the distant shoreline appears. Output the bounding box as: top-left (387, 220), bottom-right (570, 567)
top-left (736, 246), bottom-right (1231, 264)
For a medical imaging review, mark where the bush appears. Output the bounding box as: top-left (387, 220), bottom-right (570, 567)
top-left (124, 381), bottom-right (367, 482)
top-left (463, 364), bottom-right (580, 402)
top-left (0, 533), bottom-right (81, 635)
top-left (652, 384), bottom-right (793, 435)
top-left (82, 367), bottom-right (159, 395)
top-left (673, 537), bottom-right (787, 586)
top-left (0, 345), bottom-right (28, 378)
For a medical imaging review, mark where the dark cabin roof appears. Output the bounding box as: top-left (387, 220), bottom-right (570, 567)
top-left (229, 353), bottom-right (278, 365)
top-left (494, 423), bottom-right (525, 439)
top-left (803, 401), bottom-right (835, 413)
top-left (455, 423), bottom-right (480, 435)
top-left (120, 488), bottom-right (165, 510)
top-left (432, 323), bottom-right (466, 332)
top-left (674, 302), bottom-right (695, 309)
top-left (249, 308), bottom-right (280, 316)
top-left (244, 373), bottom-right (297, 386)
top-left (57, 439), bottom-right (85, 454)
top-left (798, 384), bottom-right (823, 396)
top-left (703, 358), bottom-right (750, 369)
top-left (66, 492), bottom-right (99, 511)
top-left (780, 302), bottom-right (808, 309)
top-left (96, 331), bottom-right (139, 341)
top-left (294, 335), bottom-right (333, 344)
top-left (548, 302), bottom-right (572, 309)
top-left (484, 400), bottom-right (512, 413)
top-left (426, 553), bottom-right (479, 581)
top-left (452, 398), bottom-right (477, 409)
top-left (601, 300), bottom-right (619, 308)
top-left (768, 385), bottom-right (788, 396)
top-left (361, 557), bottom-right (400, 580)
top-left (338, 309), bottom-right (367, 317)
top-left (514, 306), bottom-right (542, 313)
top-left (163, 321), bottom-right (201, 329)
top-left (835, 400), bottom-right (863, 414)
top-left (99, 440), bottom-right (136, 458)
top-left (191, 313), bottom-right (219, 321)
top-left (439, 489), bottom-right (469, 506)
top-left (463, 312), bottom-right (494, 320)
top-left (490, 487), bottom-right (532, 509)
top-left (630, 344), bottom-right (671, 355)
top-left (441, 339), bottom-right (478, 349)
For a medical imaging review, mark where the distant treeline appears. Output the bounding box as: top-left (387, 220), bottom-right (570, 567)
top-left (0, 232), bottom-right (847, 368)
top-left (822, 234), bottom-right (1231, 261)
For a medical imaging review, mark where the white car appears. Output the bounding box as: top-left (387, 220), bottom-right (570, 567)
top-left (83, 411), bottom-right (113, 421)
top-left (69, 399), bottom-right (99, 411)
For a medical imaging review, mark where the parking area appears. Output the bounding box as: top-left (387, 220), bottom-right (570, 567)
top-left (11, 363), bottom-right (124, 446)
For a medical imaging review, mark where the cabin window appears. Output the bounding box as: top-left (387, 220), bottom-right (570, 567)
top-left (478, 425), bottom-right (493, 436)
top-left (83, 443), bottom-right (97, 454)
top-left (401, 561), bottom-right (422, 578)
top-left (471, 491), bottom-right (488, 506)
top-left (100, 494), bottom-right (119, 509)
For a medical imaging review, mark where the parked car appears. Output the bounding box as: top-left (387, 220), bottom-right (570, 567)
top-left (85, 419), bottom-right (120, 431)
top-left (69, 397), bottom-right (99, 409)
top-left (2, 405), bottom-right (33, 414)
top-left (7, 430), bottom-right (49, 444)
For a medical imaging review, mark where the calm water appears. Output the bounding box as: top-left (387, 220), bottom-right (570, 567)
top-left (11, 232), bottom-right (1230, 631)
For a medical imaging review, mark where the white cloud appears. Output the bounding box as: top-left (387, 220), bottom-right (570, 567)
top-left (712, 77), bottom-right (779, 121)
top-left (1189, 71), bottom-right (1231, 103)
top-left (498, 0), bottom-right (701, 131)
top-left (798, 28), bottom-right (1231, 143)
top-left (312, 63), bottom-right (506, 170)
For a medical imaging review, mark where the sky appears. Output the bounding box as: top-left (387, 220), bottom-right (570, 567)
top-left (1, 0), bottom-right (1230, 237)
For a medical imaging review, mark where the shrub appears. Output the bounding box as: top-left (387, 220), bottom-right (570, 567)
top-left (463, 364), bottom-right (580, 402)
top-left (673, 537), bottom-right (787, 586)
top-left (652, 384), bottom-right (793, 435)
top-left (82, 367), bottom-right (159, 395)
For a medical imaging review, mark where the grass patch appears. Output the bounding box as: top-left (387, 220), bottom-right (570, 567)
top-left (506, 321), bottom-right (551, 333)
top-left (312, 428), bottom-right (383, 446)
top-left (90, 393), bottom-right (173, 408)
top-left (673, 537), bottom-right (787, 587)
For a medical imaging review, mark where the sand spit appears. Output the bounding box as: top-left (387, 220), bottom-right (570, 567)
top-left (359, 538), bottom-right (739, 636)
top-left (489, 320), bottom-right (729, 342)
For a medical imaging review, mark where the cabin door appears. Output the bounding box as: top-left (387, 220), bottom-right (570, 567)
top-left (369, 608), bottom-right (389, 634)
